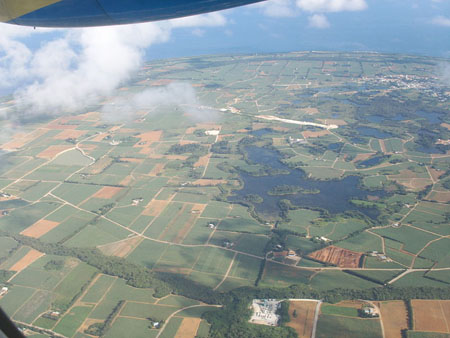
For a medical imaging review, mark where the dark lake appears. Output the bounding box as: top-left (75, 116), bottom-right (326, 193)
top-left (357, 156), bottom-right (384, 167)
top-left (415, 111), bottom-right (442, 124)
top-left (229, 146), bottom-right (385, 219)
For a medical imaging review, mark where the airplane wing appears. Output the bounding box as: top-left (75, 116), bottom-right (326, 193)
top-left (0, 0), bottom-right (265, 28)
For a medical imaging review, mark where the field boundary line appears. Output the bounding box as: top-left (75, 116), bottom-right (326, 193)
top-left (311, 300), bottom-right (322, 338)
top-left (213, 251), bottom-right (238, 291)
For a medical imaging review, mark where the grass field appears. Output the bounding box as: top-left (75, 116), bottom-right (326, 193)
top-left (316, 314), bottom-right (382, 338)
top-left (0, 53), bottom-right (449, 338)
top-left (54, 306), bottom-right (93, 337)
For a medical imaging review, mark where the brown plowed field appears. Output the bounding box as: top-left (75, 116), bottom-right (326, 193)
top-left (136, 130), bottom-right (162, 143)
top-left (175, 318), bottom-right (202, 338)
top-left (300, 107), bottom-right (319, 115)
top-left (9, 249), bottom-right (44, 272)
top-left (412, 300), bottom-right (450, 333)
top-left (36, 145), bottom-right (72, 159)
top-left (302, 130), bottom-right (331, 138)
top-left (192, 179), bottom-right (226, 186)
top-left (429, 168), bottom-right (445, 181)
top-left (194, 154), bottom-right (210, 167)
top-left (1, 129), bottom-right (48, 150)
top-left (174, 205), bottom-right (205, 244)
top-left (98, 236), bottom-right (143, 257)
top-left (353, 153), bottom-right (376, 163)
top-left (143, 200), bottom-right (169, 216)
top-left (21, 220), bottom-right (60, 238)
top-left (429, 191), bottom-right (450, 203)
top-left (85, 157), bottom-right (113, 174)
top-left (377, 301), bottom-right (408, 338)
top-left (93, 186), bottom-right (123, 199)
top-left (287, 301), bottom-right (318, 338)
top-left (149, 163), bottom-right (165, 176)
top-left (308, 246), bottom-right (362, 268)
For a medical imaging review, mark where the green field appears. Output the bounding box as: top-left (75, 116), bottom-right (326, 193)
top-left (316, 314), bottom-right (382, 338)
top-left (0, 52), bottom-right (449, 337)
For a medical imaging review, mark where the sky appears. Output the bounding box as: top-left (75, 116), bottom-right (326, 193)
top-left (0, 0), bottom-right (449, 120)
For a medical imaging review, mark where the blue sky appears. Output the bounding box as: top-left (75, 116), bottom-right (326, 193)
top-left (148, 0), bottom-right (450, 58)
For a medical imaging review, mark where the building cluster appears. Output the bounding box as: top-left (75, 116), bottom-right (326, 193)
top-left (0, 286), bottom-right (8, 297)
top-left (249, 299), bottom-right (281, 326)
top-left (367, 251), bottom-right (391, 262)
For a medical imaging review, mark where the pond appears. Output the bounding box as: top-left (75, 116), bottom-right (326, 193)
top-left (229, 146), bottom-right (386, 219)
top-left (357, 156), bottom-right (384, 168)
top-left (415, 111), bottom-right (442, 124)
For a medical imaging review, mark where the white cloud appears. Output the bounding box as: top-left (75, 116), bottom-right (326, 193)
top-left (171, 12), bottom-right (227, 28)
top-left (254, 0), bottom-right (298, 18)
top-left (0, 12), bottom-right (227, 118)
top-left (296, 0), bottom-right (367, 12)
top-left (100, 82), bottom-right (214, 122)
top-left (308, 14), bottom-right (330, 28)
top-left (431, 15), bottom-right (450, 27)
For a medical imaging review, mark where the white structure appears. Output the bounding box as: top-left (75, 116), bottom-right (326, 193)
top-left (205, 130), bottom-right (220, 136)
top-left (249, 299), bottom-right (281, 326)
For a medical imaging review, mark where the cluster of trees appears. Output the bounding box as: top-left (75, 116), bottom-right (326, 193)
top-left (268, 185), bottom-right (319, 196)
top-left (43, 260), bottom-right (64, 271)
top-left (167, 143), bottom-right (207, 155)
top-left (211, 140), bottom-right (232, 154)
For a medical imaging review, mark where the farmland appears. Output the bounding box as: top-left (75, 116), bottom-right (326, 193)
top-left (0, 52), bottom-right (449, 337)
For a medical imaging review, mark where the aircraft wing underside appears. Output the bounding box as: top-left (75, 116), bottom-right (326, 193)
top-left (0, 0), bottom-right (264, 27)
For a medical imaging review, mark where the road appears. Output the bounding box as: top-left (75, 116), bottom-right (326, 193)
top-left (155, 304), bottom-right (221, 338)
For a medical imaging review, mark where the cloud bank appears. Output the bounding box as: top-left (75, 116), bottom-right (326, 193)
top-left (0, 13), bottom-right (227, 119)
top-left (431, 15), bottom-right (450, 27)
top-left (256, 0), bottom-right (367, 27)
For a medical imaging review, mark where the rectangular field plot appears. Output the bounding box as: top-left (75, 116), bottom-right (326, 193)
top-left (200, 201), bottom-right (232, 219)
top-left (54, 306), bottom-right (93, 338)
top-left (228, 254), bottom-right (261, 281)
top-left (89, 279), bottom-right (156, 320)
top-left (0, 285), bottom-right (36, 318)
top-left (310, 270), bottom-right (379, 290)
top-left (81, 274), bottom-right (117, 303)
top-left (52, 263), bottom-right (97, 311)
top-left (64, 218), bottom-right (131, 248)
top-left (378, 301), bottom-right (408, 338)
top-left (412, 300), bottom-right (450, 334)
top-left (316, 314), bottom-right (382, 338)
top-left (181, 218), bottom-right (214, 245)
top-left (159, 317), bottom-right (183, 338)
top-left (40, 214), bottom-right (95, 243)
top-left (157, 295), bottom-right (200, 308)
top-left (120, 302), bottom-right (177, 321)
top-left (277, 209), bottom-right (321, 234)
top-left (104, 317), bottom-right (158, 338)
top-left (373, 226), bottom-right (438, 254)
top-left (419, 238), bottom-right (450, 268)
top-left (17, 181), bottom-right (59, 202)
top-left (0, 237), bottom-right (18, 259)
top-left (125, 239), bottom-right (168, 269)
top-left (0, 202), bottom-right (61, 234)
top-left (286, 301), bottom-right (318, 338)
top-left (336, 231), bottom-right (383, 253)
top-left (192, 247), bottom-right (235, 275)
top-left (260, 261), bottom-right (314, 287)
top-left (156, 245), bottom-right (202, 270)
top-left (143, 202), bottom-right (185, 239)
